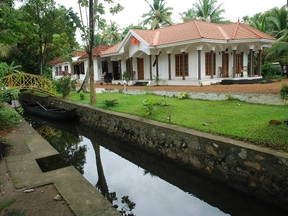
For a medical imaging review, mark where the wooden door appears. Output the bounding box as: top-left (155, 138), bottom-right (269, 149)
top-left (137, 58), bottom-right (144, 80)
top-left (222, 53), bottom-right (229, 77)
top-left (236, 53), bottom-right (243, 74)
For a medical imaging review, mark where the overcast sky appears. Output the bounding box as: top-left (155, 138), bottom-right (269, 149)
top-left (54, 0), bottom-right (286, 43)
top-left (15, 0), bottom-right (286, 38)
top-left (56, 0), bottom-right (286, 27)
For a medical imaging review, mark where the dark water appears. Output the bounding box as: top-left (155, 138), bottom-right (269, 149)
top-left (25, 115), bottom-right (287, 216)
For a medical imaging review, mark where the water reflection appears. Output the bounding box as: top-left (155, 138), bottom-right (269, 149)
top-left (26, 115), bottom-right (287, 216)
top-left (27, 118), bottom-right (86, 174)
top-left (88, 140), bottom-right (136, 216)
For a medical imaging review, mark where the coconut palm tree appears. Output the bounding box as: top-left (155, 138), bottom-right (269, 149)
top-left (243, 13), bottom-right (269, 33)
top-left (181, 0), bottom-right (225, 23)
top-left (101, 22), bottom-right (122, 45)
top-left (266, 6), bottom-right (288, 39)
top-left (142, 0), bottom-right (173, 30)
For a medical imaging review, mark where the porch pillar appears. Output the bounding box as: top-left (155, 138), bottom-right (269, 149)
top-left (232, 49), bottom-right (237, 78)
top-left (210, 50), bottom-right (214, 79)
top-left (197, 49), bottom-right (202, 80)
top-left (182, 52), bottom-right (185, 80)
top-left (130, 57), bottom-right (134, 80)
top-left (112, 62), bottom-right (115, 81)
top-left (119, 60), bottom-right (122, 79)
top-left (221, 51), bottom-right (225, 78)
top-left (257, 49), bottom-right (262, 77)
top-left (168, 53), bottom-right (171, 80)
top-left (249, 49), bottom-right (254, 77)
top-left (149, 55), bottom-right (152, 80)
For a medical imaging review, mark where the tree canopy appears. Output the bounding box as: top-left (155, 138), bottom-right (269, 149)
top-left (181, 0), bottom-right (226, 23)
top-left (142, 0), bottom-right (173, 30)
top-left (0, 0), bottom-right (81, 75)
top-left (244, 5), bottom-right (288, 74)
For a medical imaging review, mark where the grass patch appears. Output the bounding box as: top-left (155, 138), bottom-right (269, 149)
top-left (0, 200), bottom-right (16, 212)
top-left (65, 92), bottom-right (288, 151)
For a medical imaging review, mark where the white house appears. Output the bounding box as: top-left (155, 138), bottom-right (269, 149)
top-left (100, 20), bottom-right (276, 86)
top-left (49, 46), bottom-right (110, 82)
top-left (50, 20), bottom-right (276, 86)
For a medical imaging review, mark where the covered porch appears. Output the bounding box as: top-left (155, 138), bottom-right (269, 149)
top-left (105, 42), bottom-right (266, 86)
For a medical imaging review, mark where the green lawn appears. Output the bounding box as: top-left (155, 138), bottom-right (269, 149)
top-left (66, 91), bottom-right (288, 152)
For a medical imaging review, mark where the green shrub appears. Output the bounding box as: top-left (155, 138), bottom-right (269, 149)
top-left (104, 99), bottom-right (118, 108)
top-left (260, 80), bottom-right (268, 84)
top-left (225, 94), bottom-right (242, 102)
top-left (153, 97), bottom-right (169, 107)
top-left (42, 66), bottom-right (52, 79)
top-left (0, 108), bottom-right (21, 129)
top-left (142, 99), bottom-right (154, 116)
top-left (262, 62), bottom-right (282, 78)
top-left (280, 85), bottom-right (288, 102)
top-left (71, 79), bottom-right (77, 91)
top-left (0, 89), bottom-right (19, 103)
top-left (54, 76), bottom-right (72, 98)
top-left (0, 62), bottom-right (21, 79)
top-left (178, 92), bottom-right (189, 100)
top-left (122, 72), bottom-right (131, 82)
top-left (79, 92), bottom-right (85, 101)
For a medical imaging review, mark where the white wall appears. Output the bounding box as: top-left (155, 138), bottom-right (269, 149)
top-left (108, 46), bottom-right (253, 82)
top-left (52, 62), bottom-right (70, 80)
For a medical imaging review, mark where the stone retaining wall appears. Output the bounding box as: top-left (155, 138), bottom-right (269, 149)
top-left (21, 93), bottom-right (288, 209)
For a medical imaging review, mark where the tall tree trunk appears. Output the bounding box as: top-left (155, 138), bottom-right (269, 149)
top-left (40, 43), bottom-right (44, 75)
top-left (88, 0), bottom-right (96, 104)
top-left (77, 67), bottom-right (89, 92)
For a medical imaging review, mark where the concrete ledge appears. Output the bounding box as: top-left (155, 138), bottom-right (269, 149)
top-left (3, 111), bottom-right (120, 216)
top-left (21, 93), bottom-right (288, 209)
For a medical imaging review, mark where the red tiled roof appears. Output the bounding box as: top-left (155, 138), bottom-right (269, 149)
top-left (73, 51), bottom-right (86, 57)
top-left (102, 20), bottom-right (276, 55)
top-left (133, 20), bottom-right (276, 46)
top-left (48, 50), bottom-right (86, 65)
top-left (79, 45), bottom-right (110, 59)
top-left (100, 43), bottom-right (121, 56)
top-left (48, 56), bottom-right (63, 65)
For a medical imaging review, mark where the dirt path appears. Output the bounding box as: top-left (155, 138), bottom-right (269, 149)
top-left (97, 79), bottom-right (288, 95)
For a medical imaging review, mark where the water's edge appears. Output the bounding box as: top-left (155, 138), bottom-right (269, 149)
top-left (20, 93), bottom-right (288, 210)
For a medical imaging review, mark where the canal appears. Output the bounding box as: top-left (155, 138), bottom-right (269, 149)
top-left (24, 114), bottom-right (287, 216)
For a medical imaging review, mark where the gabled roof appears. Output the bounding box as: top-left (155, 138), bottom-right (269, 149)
top-left (49, 46), bottom-right (110, 65)
top-left (100, 43), bottom-right (121, 56)
top-left (79, 45), bottom-right (110, 59)
top-left (101, 20), bottom-right (276, 56)
top-left (133, 20), bottom-right (276, 46)
top-left (48, 50), bottom-right (86, 65)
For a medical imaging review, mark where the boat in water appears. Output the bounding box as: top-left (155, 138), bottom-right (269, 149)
top-left (20, 99), bottom-right (77, 121)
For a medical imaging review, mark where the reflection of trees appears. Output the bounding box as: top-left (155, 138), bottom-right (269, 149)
top-left (37, 125), bottom-right (87, 174)
top-left (91, 140), bottom-right (136, 216)
top-left (94, 142), bottom-right (110, 200)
